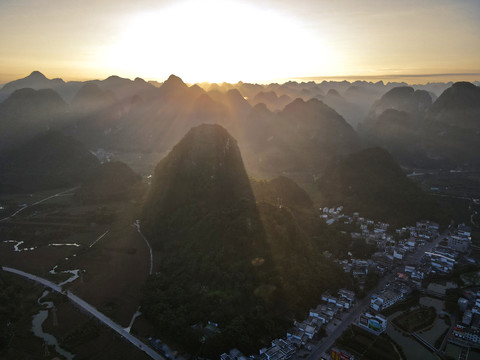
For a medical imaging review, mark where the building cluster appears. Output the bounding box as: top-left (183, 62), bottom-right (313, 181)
top-left (219, 213), bottom-right (475, 360)
top-left (286, 289), bottom-right (356, 347)
top-left (334, 258), bottom-right (378, 280)
top-left (309, 289), bottom-right (356, 324)
top-left (221, 338), bottom-right (298, 360)
top-left (448, 224), bottom-right (472, 253)
top-left (452, 290), bottom-right (480, 347)
top-left (321, 206), bottom-right (345, 225)
top-left (220, 289), bottom-right (357, 360)
top-left (423, 246), bottom-right (457, 274)
top-left (326, 209), bottom-right (441, 271)
top-left (370, 281), bottom-right (412, 312)
top-left (402, 264), bottom-right (431, 287)
top-left (421, 224), bottom-right (471, 274)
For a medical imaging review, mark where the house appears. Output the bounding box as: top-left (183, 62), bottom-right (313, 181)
top-left (463, 310), bottom-right (473, 326)
top-left (448, 235), bottom-right (470, 253)
top-left (286, 327), bottom-right (304, 344)
top-left (271, 339), bottom-right (296, 359)
top-left (371, 290), bottom-right (404, 311)
top-left (358, 312), bottom-right (387, 335)
top-left (338, 289), bottom-right (356, 304)
top-left (393, 248), bottom-right (405, 260)
top-left (458, 224), bottom-right (472, 238)
top-left (262, 339), bottom-right (296, 360)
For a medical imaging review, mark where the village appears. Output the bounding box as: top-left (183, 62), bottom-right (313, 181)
top-left (220, 207), bottom-right (475, 360)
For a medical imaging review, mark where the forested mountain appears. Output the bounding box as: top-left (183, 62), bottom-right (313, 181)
top-left (141, 124), bottom-right (345, 356)
top-left (317, 147), bottom-right (443, 226)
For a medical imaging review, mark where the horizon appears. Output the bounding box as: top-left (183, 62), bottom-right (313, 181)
top-left (1, 70), bottom-right (479, 87)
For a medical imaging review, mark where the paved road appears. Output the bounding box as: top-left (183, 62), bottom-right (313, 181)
top-left (135, 220), bottom-right (153, 275)
top-left (89, 229), bottom-right (110, 248)
top-left (1, 266), bottom-right (164, 360)
top-left (0, 187), bottom-right (78, 222)
top-left (306, 231), bottom-right (445, 360)
top-left (306, 272), bottom-right (395, 360)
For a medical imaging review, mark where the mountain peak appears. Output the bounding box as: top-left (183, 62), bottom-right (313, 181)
top-left (159, 74), bottom-right (188, 97)
top-left (430, 81), bottom-right (480, 113)
top-left (141, 123), bottom-right (255, 246)
top-left (452, 81), bottom-right (477, 89)
top-left (164, 74), bottom-right (186, 87)
top-left (318, 146), bottom-right (439, 226)
top-left (27, 71), bottom-right (47, 80)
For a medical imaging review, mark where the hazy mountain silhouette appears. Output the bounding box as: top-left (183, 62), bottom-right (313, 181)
top-left (423, 82), bottom-right (480, 165)
top-left (251, 91), bottom-right (293, 111)
top-left (0, 131), bottom-right (99, 193)
top-left (95, 75), bottom-right (156, 101)
top-left (71, 82), bottom-right (117, 114)
top-left (3, 71), bottom-right (477, 172)
top-left (0, 88), bottom-right (69, 151)
top-left (367, 86), bottom-right (432, 118)
top-left (358, 86), bottom-right (436, 167)
top-left (359, 82), bottom-right (480, 167)
top-left (317, 147), bottom-right (442, 226)
top-left (428, 81), bottom-right (480, 117)
top-left (75, 161), bottom-right (142, 204)
top-left (243, 98), bottom-right (358, 174)
top-left (0, 71), bottom-right (65, 101)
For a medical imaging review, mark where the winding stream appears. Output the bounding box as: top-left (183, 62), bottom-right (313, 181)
top-left (32, 290), bottom-right (75, 359)
top-left (31, 258), bottom-right (82, 358)
top-left (3, 240), bottom-right (36, 252)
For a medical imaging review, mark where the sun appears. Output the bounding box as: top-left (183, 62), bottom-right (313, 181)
top-left (102, 0), bottom-right (337, 83)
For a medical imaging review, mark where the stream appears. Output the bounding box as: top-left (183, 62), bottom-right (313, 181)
top-left (31, 257), bottom-right (82, 358)
top-left (3, 240), bottom-right (36, 252)
top-left (32, 290), bottom-right (75, 359)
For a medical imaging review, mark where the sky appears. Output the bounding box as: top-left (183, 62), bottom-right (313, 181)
top-left (0, 0), bottom-right (479, 84)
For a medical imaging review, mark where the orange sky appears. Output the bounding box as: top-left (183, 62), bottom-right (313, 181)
top-left (0, 0), bottom-right (479, 84)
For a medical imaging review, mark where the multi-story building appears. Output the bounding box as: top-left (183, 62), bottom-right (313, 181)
top-left (448, 235), bottom-right (471, 253)
top-left (371, 290), bottom-right (404, 311)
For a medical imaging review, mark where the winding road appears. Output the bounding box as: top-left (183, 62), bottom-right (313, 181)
top-left (0, 187), bottom-right (78, 222)
top-left (1, 266), bottom-right (164, 360)
top-left (135, 220), bottom-right (153, 275)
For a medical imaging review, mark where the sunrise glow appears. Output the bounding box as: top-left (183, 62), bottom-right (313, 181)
top-left (101, 0), bottom-right (337, 83)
